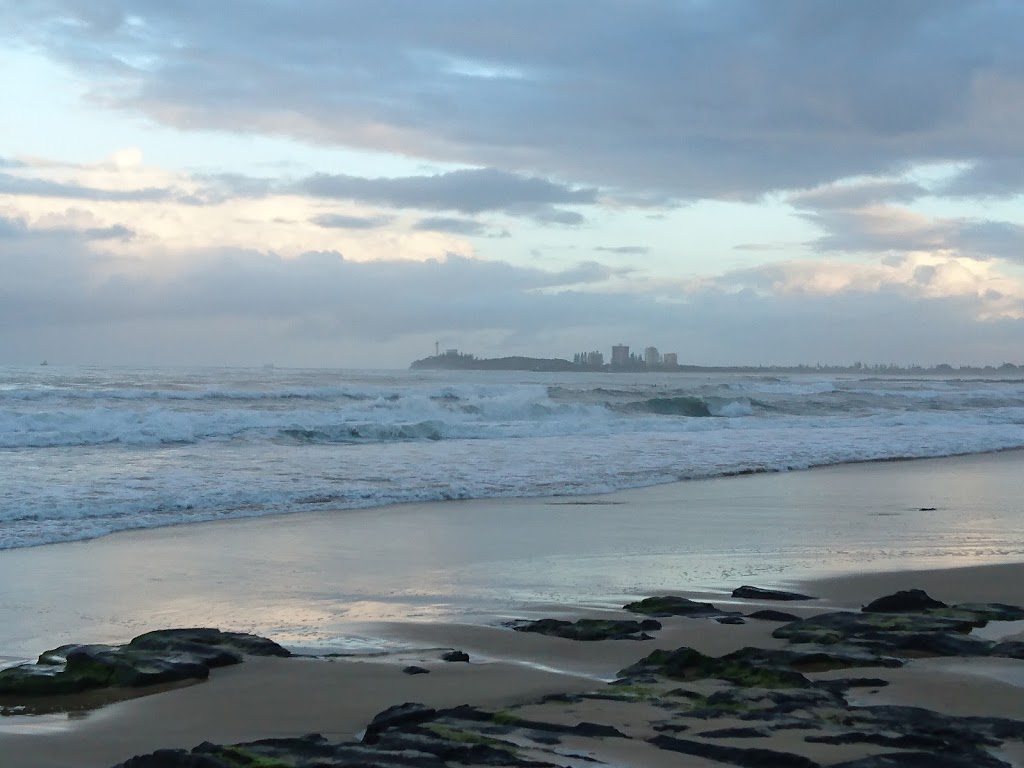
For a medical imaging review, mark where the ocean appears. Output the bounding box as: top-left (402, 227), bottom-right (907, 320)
top-left (2, 365), bottom-right (1024, 551)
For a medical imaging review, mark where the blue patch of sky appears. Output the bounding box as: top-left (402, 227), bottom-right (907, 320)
top-left (0, 48), bottom-right (450, 179)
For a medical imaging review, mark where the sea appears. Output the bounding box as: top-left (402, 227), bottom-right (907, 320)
top-left (2, 365), bottom-right (1024, 552)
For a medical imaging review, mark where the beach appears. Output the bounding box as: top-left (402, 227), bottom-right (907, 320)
top-left (1, 451), bottom-right (1023, 767)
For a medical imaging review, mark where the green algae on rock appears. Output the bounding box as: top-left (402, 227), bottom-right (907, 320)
top-left (623, 595), bottom-right (738, 618)
top-left (0, 628), bottom-right (289, 698)
top-left (511, 617), bottom-right (661, 640)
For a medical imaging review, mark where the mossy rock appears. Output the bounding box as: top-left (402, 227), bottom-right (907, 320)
top-left (128, 628), bottom-right (291, 660)
top-left (619, 646), bottom-right (810, 688)
top-left (513, 617), bottom-right (661, 641)
top-left (623, 596), bottom-right (734, 618)
top-left (772, 611), bottom-right (977, 645)
top-left (0, 629), bottom-right (286, 698)
top-left (926, 602), bottom-right (1024, 626)
top-left (619, 644), bottom-right (900, 690)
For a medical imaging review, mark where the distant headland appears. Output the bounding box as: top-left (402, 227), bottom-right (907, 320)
top-left (410, 346), bottom-right (1022, 374)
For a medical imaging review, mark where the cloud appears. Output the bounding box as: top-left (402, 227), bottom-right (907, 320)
top-left (0, 213), bottom-right (134, 242)
top-left (82, 224), bottom-right (136, 240)
top-left (311, 213), bottom-right (394, 230)
top-left (941, 157), bottom-right (1024, 198)
top-left (595, 245), bottom-right (650, 255)
top-left (529, 207), bottom-right (585, 226)
top-left (800, 206), bottom-right (1024, 263)
top-left (2, 221), bottom-right (1022, 367)
top-left (8, 2), bottom-right (1023, 200)
top-left (788, 180), bottom-right (928, 210)
top-left (413, 216), bottom-right (487, 236)
top-left (710, 252), bottom-right (1020, 307)
top-left (0, 171), bottom-right (174, 202)
top-left (295, 168), bottom-right (595, 214)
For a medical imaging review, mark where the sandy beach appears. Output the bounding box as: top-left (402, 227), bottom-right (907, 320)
top-left (1, 452), bottom-right (1023, 767)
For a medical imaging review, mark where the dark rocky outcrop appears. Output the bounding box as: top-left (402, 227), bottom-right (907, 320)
top-left (440, 650), bottom-right (469, 662)
top-left (114, 703), bottom-right (629, 767)
top-left (832, 754), bottom-right (1009, 768)
top-left (732, 586), bottom-right (815, 601)
top-left (363, 702), bottom-right (437, 744)
top-left (511, 617), bottom-right (661, 641)
top-left (862, 589), bottom-right (947, 613)
top-left (771, 606), bottom-right (1024, 659)
top-left (619, 645), bottom-right (899, 689)
top-left (949, 602), bottom-right (1024, 622)
top-left (747, 609), bottom-right (801, 622)
top-left (0, 629), bottom-right (289, 697)
top-left (402, 665), bottom-right (430, 675)
top-left (125, 628), bottom-right (290, 659)
top-left (623, 595), bottom-right (739, 618)
top-left (649, 734), bottom-right (820, 768)
top-left (771, 611), bottom-right (978, 646)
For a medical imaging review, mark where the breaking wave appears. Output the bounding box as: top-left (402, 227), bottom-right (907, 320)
top-left (2, 366), bottom-right (1023, 549)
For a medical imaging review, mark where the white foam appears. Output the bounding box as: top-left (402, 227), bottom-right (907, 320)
top-left (2, 367), bottom-right (1024, 549)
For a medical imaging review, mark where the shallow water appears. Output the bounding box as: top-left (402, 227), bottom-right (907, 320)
top-left (0, 450), bottom-right (1021, 657)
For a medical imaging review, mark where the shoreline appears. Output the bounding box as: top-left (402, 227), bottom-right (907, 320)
top-left (1, 449), bottom-right (1022, 660)
top-left (4, 445), bottom-right (1023, 555)
top-left (1, 448), bottom-right (1022, 765)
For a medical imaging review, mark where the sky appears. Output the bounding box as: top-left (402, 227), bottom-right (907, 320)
top-left (1, 1), bottom-right (1023, 368)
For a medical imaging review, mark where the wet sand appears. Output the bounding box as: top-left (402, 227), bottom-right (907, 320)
top-left (2, 564), bottom-right (1023, 767)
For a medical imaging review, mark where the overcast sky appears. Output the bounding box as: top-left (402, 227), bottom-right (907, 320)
top-left (1, 1), bottom-right (1023, 367)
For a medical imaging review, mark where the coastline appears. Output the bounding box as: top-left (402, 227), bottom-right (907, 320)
top-left (1, 449), bottom-right (1022, 766)
top-left (1, 449), bottom-right (1022, 659)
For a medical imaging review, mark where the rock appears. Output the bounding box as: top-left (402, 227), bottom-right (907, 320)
top-left (832, 754), bottom-right (1007, 767)
top-left (127, 628), bottom-right (291, 659)
top-left (872, 632), bottom-right (994, 658)
top-left (649, 734), bottom-right (820, 767)
top-left (699, 726), bottom-right (771, 738)
top-left (747, 609), bottom-right (801, 622)
top-left (511, 617), bottom-right (660, 641)
top-left (862, 589), bottom-right (947, 613)
top-left (623, 596), bottom-right (738, 618)
top-left (362, 702), bottom-right (437, 744)
top-left (620, 644), bottom-right (901, 690)
top-left (814, 677), bottom-right (890, 694)
top-left (440, 650), bottom-right (470, 662)
top-left (772, 611), bottom-right (977, 646)
top-left (435, 705), bottom-right (627, 740)
top-left (732, 586), bottom-right (815, 601)
top-left (0, 629), bottom-right (287, 698)
top-left (402, 666), bottom-right (430, 675)
top-left (716, 616), bottom-right (746, 625)
top-left (945, 602), bottom-right (1024, 623)
top-left (118, 723), bottom-right (549, 767)
top-left (992, 641), bottom-right (1024, 659)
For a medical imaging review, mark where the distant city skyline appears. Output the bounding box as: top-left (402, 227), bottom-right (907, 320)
top-left (424, 342), bottom-right (1021, 372)
top-left (1, 3), bottom-right (1022, 367)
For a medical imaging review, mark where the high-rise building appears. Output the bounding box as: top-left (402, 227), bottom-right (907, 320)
top-left (611, 344), bottom-right (630, 367)
top-left (644, 346), bottom-right (660, 367)
top-left (663, 352), bottom-right (678, 368)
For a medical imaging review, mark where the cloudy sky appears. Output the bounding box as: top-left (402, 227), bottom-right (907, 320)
top-left (2, 1), bottom-right (1023, 367)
